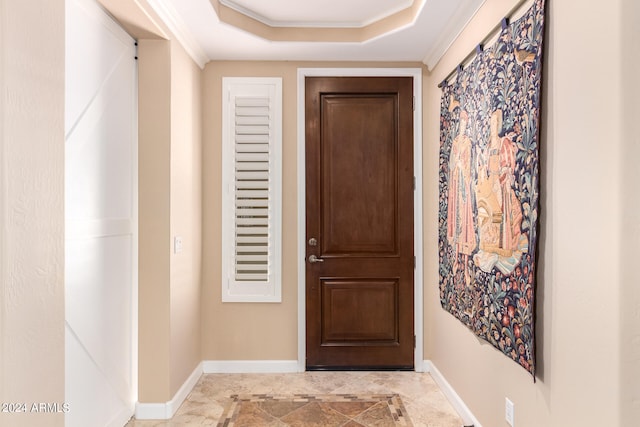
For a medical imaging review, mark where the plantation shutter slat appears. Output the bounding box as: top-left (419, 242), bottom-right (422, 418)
top-left (235, 274), bottom-right (270, 282)
top-left (236, 162), bottom-right (269, 171)
top-left (236, 217), bottom-right (268, 226)
top-left (236, 245), bottom-right (268, 252)
top-left (235, 171), bottom-right (269, 180)
top-left (236, 124), bottom-right (270, 134)
top-left (236, 144), bottom-right (269, 153)
top-left (235, 97), bottom-right (269, 107)
top-left (236, 199), bottom-right (268, 207)
top-left (236, 116), bottom-right (269, 126)
top-left (236, 152), bottom-right (269, 162)
top-left (236, 205), bottom-right (267, 213)
top-left (236, 235), bottom-right (269, 244)
top-left (236, 181), bottom-right (268, 190)
top-left (235, 134), bottom-right (270, 144)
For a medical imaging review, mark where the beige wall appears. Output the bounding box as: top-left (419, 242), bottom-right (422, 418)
top-left (137, 36), bottom-right (203, 402)
top-left (138, 39), bottom-right (173, 403)
top-left (201, 61), bottom-right (423, 360)
top-left (620, 0), bottom-right (640, 424)
top-left (424, 0), bottom-right (637, 426)
top-left (0, 1), bottom-right (65, 426)
top-left (169, 39), bottom-right (203, 397)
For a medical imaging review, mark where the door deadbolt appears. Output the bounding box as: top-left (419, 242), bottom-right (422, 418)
top-left (308, 238), bottom-right (317, 246)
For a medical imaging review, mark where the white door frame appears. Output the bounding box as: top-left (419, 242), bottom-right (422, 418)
top-left (296, 68), bottom-right (424, 372)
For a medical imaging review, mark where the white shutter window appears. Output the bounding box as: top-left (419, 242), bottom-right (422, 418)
top-left (222, 78), bottom-right (282, 302)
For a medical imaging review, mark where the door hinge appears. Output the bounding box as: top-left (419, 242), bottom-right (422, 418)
top-left (413, 256), bottom-right (416, 269)
top-left (413, 176), bottom-right (416, 191)
top-left (412, 96), bottom-right (415, 111)
top-left (414, 335), bottom-right (416, 348)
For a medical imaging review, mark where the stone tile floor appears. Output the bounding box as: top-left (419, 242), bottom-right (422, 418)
top-left (126, 371), bottom-right (464, 426)
top-left (217, 394), bottom-right (412, 426)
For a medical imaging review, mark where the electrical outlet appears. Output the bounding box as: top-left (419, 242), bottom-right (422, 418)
top-left (505, 397), bottom-right (514, 426)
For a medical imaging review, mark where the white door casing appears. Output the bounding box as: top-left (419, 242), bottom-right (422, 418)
top-left (65, 0), bottom-right (137, 425)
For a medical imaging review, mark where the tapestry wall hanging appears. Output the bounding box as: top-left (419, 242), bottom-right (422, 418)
top-left (438, 0), bottom-right (546, 376)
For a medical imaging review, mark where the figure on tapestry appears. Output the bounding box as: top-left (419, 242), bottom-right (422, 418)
top-left (446, 110), bottom-right (477, 270)
top-left (447, 110), bottom-right (478, 288)
top-left (474, 109), bottom-right (528, 275)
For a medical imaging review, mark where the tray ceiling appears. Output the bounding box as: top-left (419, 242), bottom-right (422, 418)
top-left (144, 0), bottom-right (486, 68)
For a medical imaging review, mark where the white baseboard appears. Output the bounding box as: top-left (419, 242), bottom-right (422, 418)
top-left (424, 360), bottom-right (482, 427)
top-left (203, 359), bottom-right (300, 373)
top-left (134, 362), bottom-right (203, 420)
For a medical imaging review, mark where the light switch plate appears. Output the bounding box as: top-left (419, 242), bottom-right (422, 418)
top-left (174, 236), bottom-right (183, 254)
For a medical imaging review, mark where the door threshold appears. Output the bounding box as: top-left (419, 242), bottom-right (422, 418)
top-left (306, 366), bottom-right (415, 372)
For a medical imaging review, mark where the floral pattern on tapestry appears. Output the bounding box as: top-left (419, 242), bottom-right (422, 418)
top-left (438, 0), bottom-right (546, 375)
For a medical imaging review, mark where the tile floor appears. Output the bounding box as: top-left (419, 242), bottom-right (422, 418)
top-left (217, 394), bottom-right (413, 426)
top-left (126, 371), bottom-right (464, 427)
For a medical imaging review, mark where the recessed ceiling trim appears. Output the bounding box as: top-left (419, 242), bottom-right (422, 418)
top-left (359, 0), bottom-right (424, 42)
top-left (219, 0), bottom-right (414, 29)
top-left (212, 0), bottom-right (427, 43)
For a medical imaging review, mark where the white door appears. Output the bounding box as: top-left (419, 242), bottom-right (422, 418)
top-left (65, 0), bottom-right (137, 425)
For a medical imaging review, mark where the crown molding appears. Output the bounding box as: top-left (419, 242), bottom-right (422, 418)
top-left (422, 0), bottom-right (486, 71)
top-left (145, 0), bottom-right (209, 69)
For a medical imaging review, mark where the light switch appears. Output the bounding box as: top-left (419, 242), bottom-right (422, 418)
top-left (174, 236), bottom-right (183, 254)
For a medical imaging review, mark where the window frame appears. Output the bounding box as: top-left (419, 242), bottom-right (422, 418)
top-left (221, 77), bottom-right (283, 303)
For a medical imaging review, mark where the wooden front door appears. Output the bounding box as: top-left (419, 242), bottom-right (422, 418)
top-left (305, 76), bottom-right (414, 370)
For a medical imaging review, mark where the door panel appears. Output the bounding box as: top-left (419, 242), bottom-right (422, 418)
top-left (65, 0), bottom-right (137, 425)
top-left (305, 77), bottom-right (414, 369)
top-left (321, 279), bottom-right (399, 344)
top-left (322, 95), bottom-right (398, 255)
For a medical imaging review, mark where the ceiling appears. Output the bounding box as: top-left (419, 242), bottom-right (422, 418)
top-left (145, 0), bottom-right (485, 69)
